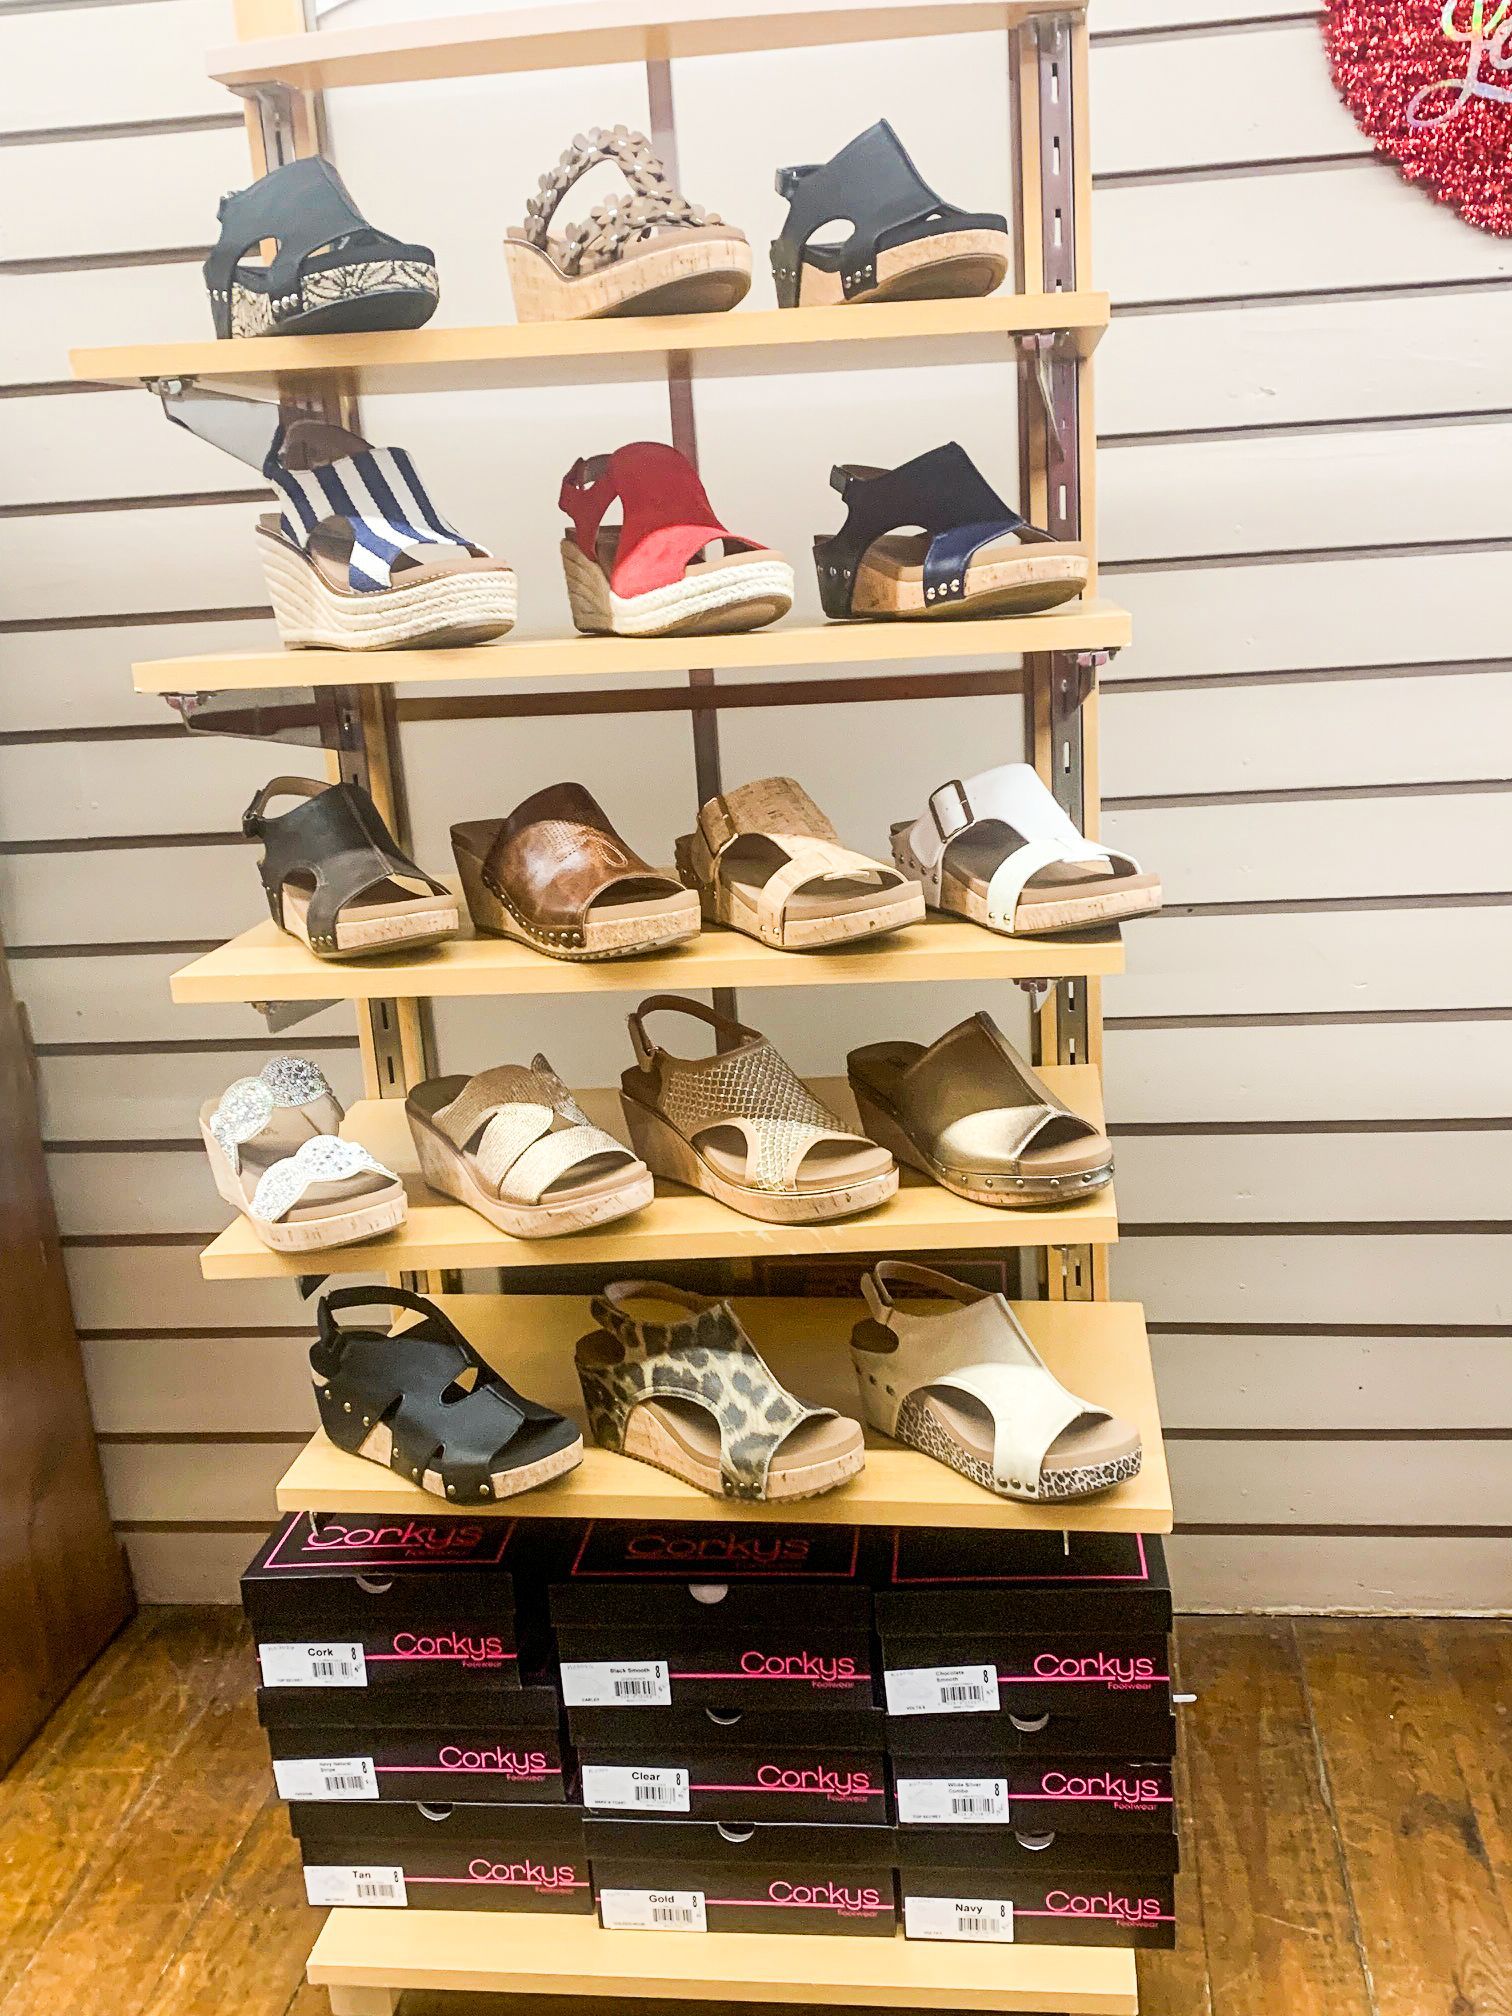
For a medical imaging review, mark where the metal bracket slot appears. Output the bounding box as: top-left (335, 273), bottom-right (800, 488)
top-left (1071, 648), bottom-right (1111, 706)
top-left (251, 998), bottom-right (339, 1035)
top-left (1015, 333), bottom-right (1064, 456)
top-left (167, 689), bottom-right (324, 746)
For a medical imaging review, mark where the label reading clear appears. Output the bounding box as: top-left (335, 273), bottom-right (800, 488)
top-left (559, 1659), bottom-right (671, 1707)
top-left (259, 1641), bottom-right (368, 1688)
top-left (581, 1764), bottom-right (690, 1812)
top-left (904, 1896), bottom-right (1015, 1943)
top-left (896, 1777), bottom-right (1010, 1825)
top-left (272, 1755), bottom-right (379, 1801)
top-left (303, 1864), bottom-right (407, 1907)
top-left (883, 1663), bottom-right (998, 1716)
top-left (599, 1887), bottom-right (707, 1932)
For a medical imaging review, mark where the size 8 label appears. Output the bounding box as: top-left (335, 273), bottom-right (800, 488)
top-left (560, 1659), bottom-right (671, 1707)
top-left (896, 1777), bottom-right (1010, 1824)
top-left (883, 1663), bottom-right (998, 1716)
top-left (259, 1641), bottom-right (368, 1689)
top-left (904, 1896), bottom-right (1015, 1943)
top-left (303, 1864), bottom-right (407, 1907)
top-left (272, 1755), bottom-right (379, 1801)
top-left (581, 1764), bottom-right (690, 1812)
top-left (599, 1887), bottom-right (707, 1932)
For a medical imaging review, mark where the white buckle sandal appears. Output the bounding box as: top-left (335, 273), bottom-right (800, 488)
top-left (852, 1262), bottom-right (1142, 1501)
top-left (892, 762), bottom-right (1161, 937)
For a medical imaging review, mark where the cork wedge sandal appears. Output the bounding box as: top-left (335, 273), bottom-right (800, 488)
top-left (815, 442), bottom-right (1088, 621)
top-left (311, 1287), bottom-right (584, 1504)
top-left (560, 442), bottom-right (793, 638)
top-left (847, 1011), bottom-right (1112, 1207)
top-left (620, 996), bottom-right (897, 1224)
top-left (243, 776), bottom-right (459, 962)
top-left (771, 120), bottom-right (1009, 309)
top-left (504, 126), bottom-right (751, 322)
top-left (577, 1282), bottom-right (864, 1502)
top-left (406, 1060), bottom-right (654, 1239)
top-left (893, 766), bottom-right (1162, 936)
top-left (674, 775), bottom-right (923, 948)
top-left (852, 1264), bottom-right (1141, 1502)
top-left (200, 1056), bottom-right (405, 1253)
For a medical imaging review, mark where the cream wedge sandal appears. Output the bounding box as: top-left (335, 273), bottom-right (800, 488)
top-left (577, 1282), bottom-right (864, 1502)
top-left (406, 1059), bottom-right (653, 1239)
top-left (852, 1262), bottom-right (1142, 1501)
top-left (200, 1056), bottom-right (405, 1253)
top-left (893, 766), bottom-right (1162, 937)
top-left (619, 995), bottom-right (897, 1223)
top-left (674, 776), bottom-right (924, 949)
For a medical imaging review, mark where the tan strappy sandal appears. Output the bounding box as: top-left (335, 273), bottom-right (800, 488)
top-left (619, 996), bottom-right (897, 1224)
top-left (407, 1058), bottom-right (653, 1238)
top-left (674, 777), bottom-right (924, 949)
top-left (577, 1283), bottom-right (864, 1502)
top-left (504, 126), bottom-right (751, 322)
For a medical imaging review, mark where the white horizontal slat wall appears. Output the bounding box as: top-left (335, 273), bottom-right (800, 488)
top-left (2, 0), bottom-right (1507, 1611)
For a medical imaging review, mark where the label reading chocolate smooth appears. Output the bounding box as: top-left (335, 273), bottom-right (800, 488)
top-left (884, 1663), bottom-right (998, 1716)
top-left (259, 1641), bottom-right (368, 1688)
top-left (303, 1864), bottom-right (407, 1907)
top-left (272, 1755), bottom-right (379, 1801)
top-left (560, 1659), bottom-right (671, 1707)
top-left (580, 1764), bottom-right (690, 1812)
top-left (599, 1887), bottom-right (707, 1931)
top-left (904, 1896), bottom-right (1015, 1942)
top-left (896, 1777), bottom-right (1010, 1825)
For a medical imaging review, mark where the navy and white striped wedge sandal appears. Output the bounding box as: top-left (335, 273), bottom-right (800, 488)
top-left (258, 420), bottom-right (517, 650)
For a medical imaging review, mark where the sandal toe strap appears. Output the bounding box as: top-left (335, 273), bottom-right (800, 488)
top-left (929, 1361), bottom-right (1104, 1497)
top-left (265, 428), bottom-right (486, 592)
top-left (244, 777), bottom-right (449, 949)
top-left (209, 1055), bottom-right (336, 1170)
top-left (436, 1064), bottom-right (631, 1204)
top-left (523, 125), bottom-right (719, 274)
top-left (921, 515), bottom-right (1030, 608)
top-left (905, 761), bottom-right (1134, 907)
top-left (249, 1136), bottom-right (396, 1223)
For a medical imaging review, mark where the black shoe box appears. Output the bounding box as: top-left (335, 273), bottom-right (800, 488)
top-left (548, 1520), bottom-right (875, 1711)
top-left (259, 1682), bottom-right (567, 1805)
top-left (889, 1717), bottom-right (1175, 1836)
top-left (570, 1704), bottom-right (888, 1824)
top-left (241, 1513), bottom-right (530, 1694)
top-left (287, 1799), bottom-right (593, 1913)
top-left (584, 1818), bottom-right (898, 1936)
top-left (897, 1825), bottom-right (1178, 1948)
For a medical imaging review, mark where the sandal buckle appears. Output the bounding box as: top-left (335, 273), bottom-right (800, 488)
top-left (928, 779), bottom-right (972, 842)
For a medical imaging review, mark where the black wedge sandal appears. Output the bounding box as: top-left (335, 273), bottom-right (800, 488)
top-left (770, 119), bottom-right (1010, 309)
top-left (813, 442), bottom-right (1090, 622)
top-left (311, 1287), bottom-right (585, 1503)
top-left (204, 156), bottom-right (439, 339)
top-left (243, 776), bottom-right (459, 961)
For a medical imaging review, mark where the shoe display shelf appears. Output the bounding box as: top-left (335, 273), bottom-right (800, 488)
top-left (73, 2), bottom-right (1156, 2011)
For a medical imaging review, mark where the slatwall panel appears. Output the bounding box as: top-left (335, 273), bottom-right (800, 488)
top-left (3, 0), bottom-right (1506, 1611)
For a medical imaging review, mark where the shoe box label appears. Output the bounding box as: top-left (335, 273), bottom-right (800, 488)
top-left (567, 1521), bottom-right (862, 1583)
top-left (303, 1864), bottom-right (407, 1908)
top-left (581, 1765), bottom-right (691, 1813)
top-left (255, 1513), bottom-right (517, 1573)
top-left (895, 1778), bottom-right (1009, 1825)
top-left (259, 1641), bottom-right (368, 1688)
top-left (560, 1660), bottom-right (672, 1708)
top-left (903, 1896), bottom-right (1016, 1943)
top-left (274, 1756), bottom-right (379, 1801)
top-left (884, 1664), bottom-right (998, 1716)
top-left (598, 1888), bottom-right (708, 1933)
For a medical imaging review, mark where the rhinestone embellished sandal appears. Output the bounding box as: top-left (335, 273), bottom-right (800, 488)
top-left (852, 1263), bottom-right (1141, 1501)
top-left (847, 1011), bottom-right (1112, 1206)
top-left (311, 1287), bottom-right (584, 1503)
top-left (619, 995), bottom-right (896, 1223)
top-left (243, 776), bottom-right (459, 962)
top-left (577, 1282), bottom-right (864, 1502)
top-left (406, 1060), bottom-right (654, 1238)
top-left (504, 125), bottom-right (751, 321)
top-left (199, 1056), bottom-right (405, 1253)
top-left (204, 156), bottom-right (438, 339)
top-left (674, 775), bottom-right (923, 948)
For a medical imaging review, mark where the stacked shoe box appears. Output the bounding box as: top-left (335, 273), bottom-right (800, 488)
top-left (878, 1528), bottom-right (1178, 1948)
top-left (555, 1519), bottom-right (897, 1937)
top-left (242, 1512), bottom-right (591, 1913)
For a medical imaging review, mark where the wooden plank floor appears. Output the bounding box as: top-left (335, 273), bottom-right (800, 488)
top-left (1, 1611), bottom-right (1509, 2015)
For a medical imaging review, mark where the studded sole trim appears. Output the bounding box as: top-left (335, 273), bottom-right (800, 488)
top-left (788, 228), bottom-right (1011, 309)
top-left (226, 259), bottom-right (439, 338)
top-left (454, 844), bottom-right (701, 962)
top-left (849, 1084), bottom-right (1111, 1208)
top-left (319, 1392), bottom-right (586, 1503)
top-left (894, 1392), bottom-right (1142, 1502)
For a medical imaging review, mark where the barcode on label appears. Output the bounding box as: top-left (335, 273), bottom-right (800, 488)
top-left (327, 1772), bottom-right (370, 1794)
top-left (904, 1896), bottom-right (1014, 1944)
top-left (615, 1677), bottom-right (660, 1699)
top-left (581, 1765), bottom-right (690, 1813)
top-left (942, 1682), bottom-right (993, 1706)
top-left (598, 1887), bottom-right (707, 1933)
top-left (653, 1902), bottom-right (700, 1925)
top-left (303, 1864), bottom-right (407, 1908)
top-left (952, 1793), bottom-right (994, 1814)
top-left (259, 1641), bottom-right (368, 1690)
top-left (274, 1755), bottom-right (379, 1802)
top-left (883, 1664), bottom-right (1000, 1718)
top-left (896, 1778), bottom-right (1009, 1826)
top-left (560, 1660), bottom-right (671, 1708)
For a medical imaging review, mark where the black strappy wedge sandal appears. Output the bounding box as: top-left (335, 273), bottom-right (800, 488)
top-left (243, 776), bottom-right (459, 962)
top-left (770, 119), bottom-right (1010, 309)
top-left (204, 156), bottom-right (439, 339)
top-left (813, 442), bottom-right (1089, 622)
top-left (311, 1287), bottom-right (584, 1504)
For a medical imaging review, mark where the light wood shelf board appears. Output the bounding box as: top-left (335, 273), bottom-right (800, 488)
top-left (133, 599), bottom-right (1129, 695)
top-left (276, 1292), bottom-right (1169, 1534)
top-left (210, 1), bottom-right (1088, 96)
top-left (202, 1073), bottom-right (1115, 1279)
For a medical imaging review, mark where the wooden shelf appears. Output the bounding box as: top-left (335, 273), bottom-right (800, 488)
top-left (74, 294), bottom-right (1106, 403)
top-left (277, 1292), bottom-right (1168, 1534)
top-left (202, 1072), bottom-right (1115, 1280)
top-left (209, 1), bottom-right (1087, 96)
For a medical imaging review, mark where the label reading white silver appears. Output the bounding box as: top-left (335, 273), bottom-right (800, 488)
top-left (559, 1659), bottom-right (672, 1707)
top-left (904, 1896), bottom-right (1015, 1942)
top-left (896, 1777), bottom-right (1010, 1825)
top-left (883, 1663), bottom-right (999, 1716)
top-left (259, 1641), bottom-right (368, 1689)
top-left (581, 1764), bottom-right (690, 1812)
top-left (303, 1864), bottom-right (407, 1907)
top-left (272, 1755), bottom-right (379, 1801)
top-left (599, 1887), bottom-right (707, 1932)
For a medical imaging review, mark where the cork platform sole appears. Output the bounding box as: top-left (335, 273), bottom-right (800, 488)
top-left (848, 541), bottom-right (1088, 620)
top-left (890, 823), bottom-right (1164, 935)
top-left (260, 529), bottom-right (517, 651)
top-left (673, 833), bottom-right (923, 949)
top-left (277, 881), bottom-right (459, 961)
top-left (562, 538), bottom-right (792, 638)
top-left (620, 1092), bottom-right (897, 1223)
top-left (504, 234), bottom-right (752, 321)
top-left (849, 1083), bottom-right (1111, 1207)
top-left (200, 1120), bottom-right (408, 1251)
top-left (409, 1106), bottom-right (654, 1239)
top-left (617, 1402), bottom-right (865, 1502)
top-left (315, 1392), bottom-right (586, 1502)
top-left (454, 838), bottom-right (700, 963)
top-left (227, 257), bottom-right (439, 338)
top-left (793, 228), bottom-right (1010, 307)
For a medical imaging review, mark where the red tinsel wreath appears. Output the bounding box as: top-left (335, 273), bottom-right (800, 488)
top-left (1323, 0), bottom-right (1512, 234)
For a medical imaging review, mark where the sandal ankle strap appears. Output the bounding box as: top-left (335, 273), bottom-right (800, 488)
top-left (625, 993), bottom-right (759, 1071)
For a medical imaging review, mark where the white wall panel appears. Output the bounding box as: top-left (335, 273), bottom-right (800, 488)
top-left (1168, 1535), bottom-right (1512, 1616)
top-left (64, 1244), bottom-right (330, 1330)
top-left (0, 127), bottom-right (246, 260)
top-left (0, 497), bottom-right (264, 622)
top-left (0, 616), bottom-right (277, 732)
top-left (1112, 1235), bottom-right (1512, 1327)
top-left (12, 951), bottom-right (349, 1045)
top-left (2, 261), bottom-right (205, 384)
top-left (0, 844), bottom-right (250, 946)
top-left (100, 1439), bottom-right (296, 1523)
top-left (0, 0), bottom-right (235, 128)
top-left (1170, 1439), bottom-right (1512, 1526)
top-left (85, 1333), bottom-right (310, 1434)
top-left (39, 1046), bottom-right (363, 1144)
top-left (0, 733), bottom-right (283, 844)
top-left (1155, 1332), bottom-right (1512, 1432)
top-left (0, 389), bottom-right (245, 507)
